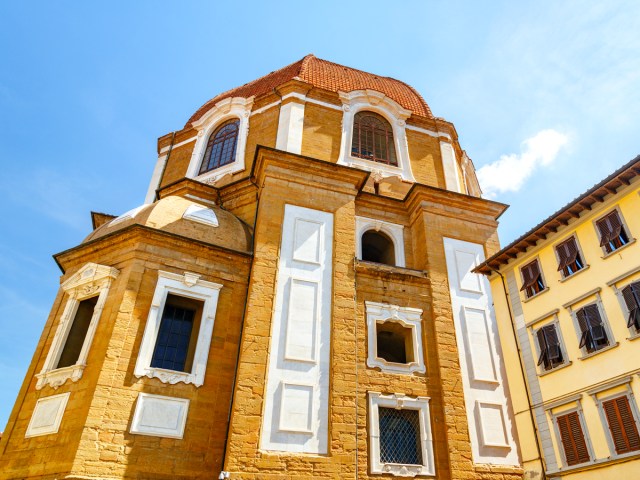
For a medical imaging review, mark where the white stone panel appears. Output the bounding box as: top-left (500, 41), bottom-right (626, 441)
top-left (440, 141), bottom-right (462, 193)
top-left (280, 383), bottom-right (314, 433)
top-left (293, 219), bottom-right (322, 264)
top-left (477, 402), bottom-right (510, 448)
top-left (130, 393), bottom-right (189, 439)
top-left (443, 237), bottom-right (519, 466)
top-left (276, 101), bottom-right (305, 154)
top-left (25, 392), bottom-right (70, 438)
top-left (462, 307), bottom-right (498, 383)
top-left (261, 204), bottom-right (333, 454)
top-left (455, 249), bottom-right (483, 293)
top-left (284, 279), bottom-right (318, 362)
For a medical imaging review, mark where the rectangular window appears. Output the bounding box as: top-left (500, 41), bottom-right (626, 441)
top-left (379, 408), bottom-right (423, 465)
top-left (602, 396), bottom-right (640, 455)
top-left (56, 296), bottom-right (99, 369)
top-left (520, 260), bottom-right (545, 298)
top-left (576, 304), bottom-right (609, 353)
top-left (150, 294), bottom-right (203, 373)
top-left (621, 282), bottom-right (640, 332)
top-left (556, 411), bottom-right (591, 466)
top-left (596, 210), bottom-right (630, 254)
top-left (536, 324), bottom-right (564, 371)
top-left (555, 237), bottom-right (585, 278)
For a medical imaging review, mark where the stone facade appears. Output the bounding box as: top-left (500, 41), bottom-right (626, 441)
top-left (0, 55), bottom-right (523, 479)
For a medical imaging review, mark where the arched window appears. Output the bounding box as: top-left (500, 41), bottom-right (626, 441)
top-left (199, 119), bottom-right (240, 175)
top-left (351, 111), bottom-right (397, 166)
top-left (362, 230), bottom-right (395, 266)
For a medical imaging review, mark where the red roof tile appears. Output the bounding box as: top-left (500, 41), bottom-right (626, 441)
top-left (187, 55), bottom-right (433, 126)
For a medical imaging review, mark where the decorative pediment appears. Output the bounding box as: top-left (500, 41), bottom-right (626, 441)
top-left (61, 263), bottom-right (120, 293)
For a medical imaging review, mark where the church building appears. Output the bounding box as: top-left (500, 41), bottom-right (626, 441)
top-left (0, 55), bottom-right (528, 479)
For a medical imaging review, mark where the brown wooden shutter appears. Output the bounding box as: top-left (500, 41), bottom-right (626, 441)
top-left (545, 325), bottom-right (562, 364)
top-left (603, 396), bottom-right (640, 454)
top-left (520, 260), bottom-right (542, 291)
top-left (557, 411), bottom-right (590, 465)
top-left (597, 211), bottom-right (623, 247)
top-left (556, 238), bottom-right (579, 271)
top-left (536, 328), bottom-right (548, 366)
top-left (622, 283), bottom-right (640, 329)
top-left (576, 309), bottom-right (590, 349)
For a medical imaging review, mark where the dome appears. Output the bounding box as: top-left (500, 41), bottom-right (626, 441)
top-left (187, 54), bottom-right (433, 126)
top-left (83, 196), bottom-right (252, 254)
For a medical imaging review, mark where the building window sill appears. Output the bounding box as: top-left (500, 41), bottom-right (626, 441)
top-left (559, 265), bottom-right (590, 282)
top-left (522, 286), bottom-right (550, 303)
top-left (35, 364), bottom-right (86, 390)
top-left (537, 361), bottom-right (572, 377)
top-left (578, 342), bottom-right (619, 361)
top-left (627, 332), bottom-right (640, 342)
top-left (602, 238), bottom-right (637, 259)
top-left (547, 450), bottom-right (640, 475)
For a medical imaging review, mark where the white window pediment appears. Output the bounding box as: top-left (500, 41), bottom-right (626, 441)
top-left (36, 263), bottom-right (119, 390)
top-left (338, 90), bottom-right (415, 183)
top-left (187, 96), bottom-right (254, 185)
top-left (134, 270), bottom-right (222, 387)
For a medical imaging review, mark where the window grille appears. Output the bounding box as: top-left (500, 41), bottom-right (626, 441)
top-left (151, 298), bottom-right (197, 372)
top-left (596, 211), bottom-right (629, 254)
top-left (351, 112), bottom-right (397, 166)
top-left (556, 411), bottom-right (590, 466)
top-left (199, 119), bottom-right (240, 175)
top-left (576, 304), bottom-right (609, 353)
top-left (603, 396), bottom-right (640, 455)
top-left (379, 407), bottom-right (422, 465)
top-left (621, 282), bottom-right (640, 331)
top-left (520, 260), bottom-right (545, 298)
top-left (555, 237), bottom-right (584, 277)
top-left (536, 324), bottom-right (564, 370)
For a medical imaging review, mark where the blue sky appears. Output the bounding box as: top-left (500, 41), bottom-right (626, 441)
top-left (0, 1), bottom-right (638, 427)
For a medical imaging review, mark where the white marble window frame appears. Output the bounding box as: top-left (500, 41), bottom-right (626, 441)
top-left (36, 263), bottom-right (119, 390)
top-left (355, 216), bottom-right (405, 268)
top-left (186, 96), bottom-right (254, 185)
top-left (368, 392), bottom-right (434, 477)
top-left (25, 392), bottom-right (70, 438)
top-left (133, 271), bottom-right (222, 387)
top-left (337, 90), bottom-right (416, 183)
top-left (365, 301), bottom-right (425, 375)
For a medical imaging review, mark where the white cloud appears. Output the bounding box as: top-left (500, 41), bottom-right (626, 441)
top-left (477, 129), bottom-right (568, 198)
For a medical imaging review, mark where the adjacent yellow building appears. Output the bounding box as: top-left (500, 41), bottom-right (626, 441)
top-left (476, 157), bottom-right (640, 478)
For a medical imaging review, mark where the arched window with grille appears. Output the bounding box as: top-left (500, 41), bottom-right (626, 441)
top-left (199, 119), bottom-right (240, 175)
top-left (351, 111), bottom-right (397, 166)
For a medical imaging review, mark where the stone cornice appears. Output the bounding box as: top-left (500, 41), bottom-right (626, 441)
top-left (54, 224), bottom-right (252, 273)
top-left (251, 145), bottom-right (370, 197)
top-left (157, 178), bottom-right (219, 204)
top-left (404, 183), bottom-right (508, 226)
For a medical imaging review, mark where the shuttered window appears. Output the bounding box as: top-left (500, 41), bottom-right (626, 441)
top-left (555, 237), bottom-right (585, 277)
top-left (557, 411), bottom-right (591, 466)
top-left (536, 324), bottom-right (564, 370)
top-left (596, 210), bottom-right (630, 254)
top-left (621, 282), bottom-right (640, 331)
top-left (602, 396), bottom-right (640, 455)
top-left (576, 304), bottom-right (609, 353)
top-left (351, 112), bottom-right (398, 166)
top-left (520, 260), bottom-right (545, 298)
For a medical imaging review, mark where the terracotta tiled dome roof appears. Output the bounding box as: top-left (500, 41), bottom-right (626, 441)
top-left (187, 54), bottom-right (433, 126)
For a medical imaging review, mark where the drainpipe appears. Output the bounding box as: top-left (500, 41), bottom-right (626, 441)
top-left (491, 266), bottom-right (547, 479)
